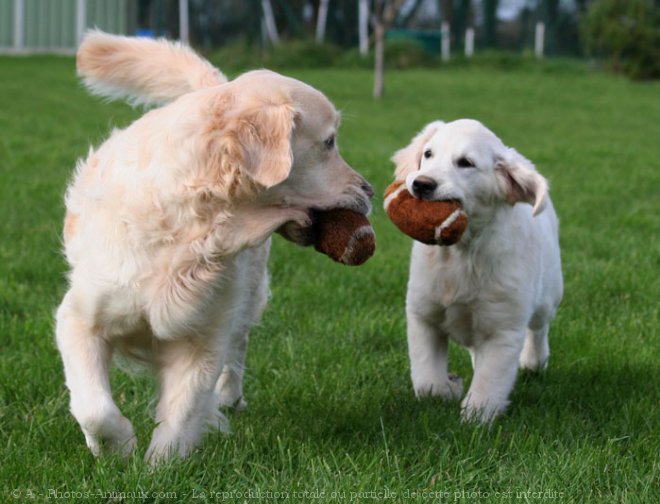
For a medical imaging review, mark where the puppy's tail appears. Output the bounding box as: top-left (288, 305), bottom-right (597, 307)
top-left (76, 30), bottom-right (227, 107)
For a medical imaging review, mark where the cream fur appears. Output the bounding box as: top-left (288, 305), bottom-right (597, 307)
top-left (56, 31), bottom-right (372, 463)
top-left (77, 30), bottom-right (227, 107)
top-left (393, 119), bottom-right (563, 423)
top-left (391, 120), bottom-right (444, 181)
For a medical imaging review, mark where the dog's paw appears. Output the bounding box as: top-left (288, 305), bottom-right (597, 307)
top-left (215, 368), bottom-right (247, 412)
top-left (218, 394), bottom-right (248, 412)
top-left (413, 374), bottom-right (463, 401)
top-left (519, 328), bottom-right (550, 372)
top-left (105, 430), bottom-right (138, 458)
top-left (78, 409), bottom-right (137, 458)
top-left (519, 347), bottom-right (549, 373)
top-left (279, 207), bottom-right (312, 229)
top-left (460, 395), bottom-right (508, 424)
top-left (82, 428), bottom-right (136, 458)
top-left (145, 424), bottom-right (197, 465)
top-left (144, 442), bottom-right (173, 466)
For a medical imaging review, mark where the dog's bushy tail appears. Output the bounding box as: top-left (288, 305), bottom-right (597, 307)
top-left (76, 30), bottom-right (227, 107)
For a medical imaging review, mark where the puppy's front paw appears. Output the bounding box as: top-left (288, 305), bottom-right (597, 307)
top-left (413, 374), bottom-right (463, 401)
top-left (460, 395), bottom-right (508, 424)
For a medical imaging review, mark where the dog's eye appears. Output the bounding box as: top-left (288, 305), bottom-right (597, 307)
top-left (423, 149), bottom-right (433, 159)
top-left (324, 136), bottom-right (335, 149)
top-left (456, 157), bottom-right (475, 168)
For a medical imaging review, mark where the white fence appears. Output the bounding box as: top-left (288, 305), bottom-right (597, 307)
top-left (0, 0), bottom-right (132, 54)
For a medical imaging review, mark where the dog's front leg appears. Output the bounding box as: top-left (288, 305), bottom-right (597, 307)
top-left (461, 330), bottom-right (525, 423)
top-left (213, 314), bottom-right (258, 415)
top-left (146, 337), bottom-right (225, 464)
top-left (214, 328), bottom-right (249, 412)
top-left (219, 206), bottom-right (310, 254)
top-left (214, 244), bottom-right (270, 413)
top-left (407, 308), bottom-right (463, 400)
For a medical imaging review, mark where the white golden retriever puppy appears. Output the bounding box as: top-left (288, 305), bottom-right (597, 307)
top-left (391, 119), bottom-right (563, 422)
top-left (56, 31), bottom-right (373, 462)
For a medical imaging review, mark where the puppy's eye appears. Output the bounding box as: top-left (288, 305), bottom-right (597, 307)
top-left (456, 157), bottom-right (475, 168)
top-left (423, 149), bottom-right (433, 159)
top-left (324, 136), bottom-right (335, 149)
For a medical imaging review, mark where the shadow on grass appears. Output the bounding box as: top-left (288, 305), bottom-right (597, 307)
top-left (225, 359), bottom-right (658, 454)
top-left (40, 358), bottom-right (656, 475)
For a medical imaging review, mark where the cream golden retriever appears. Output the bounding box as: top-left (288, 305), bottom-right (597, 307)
top-left (56, 31), bottom-right (373, 462)
top-left (391, 120), bottom-right (563, 422)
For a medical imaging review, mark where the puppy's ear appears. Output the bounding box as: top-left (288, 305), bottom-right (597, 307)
top-left (232, 101), bottom-right (296, 188)
top-left (495, 148), bottom-right (548, 216)
top-left (391, 121), bottom-right (443, 180)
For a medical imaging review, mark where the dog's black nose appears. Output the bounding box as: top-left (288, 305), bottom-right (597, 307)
top-left (412, 176), bottom-right (437, 199)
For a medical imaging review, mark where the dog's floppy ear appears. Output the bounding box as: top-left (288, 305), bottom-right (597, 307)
top-left (391, 121), bottom-right (444, 180)
top-left (495, 148), bottom-right (548, 216)
top-left (231, 100), bottom-right (296, 188)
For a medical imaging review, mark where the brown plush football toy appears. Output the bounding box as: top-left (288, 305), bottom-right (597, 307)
top-left (384, 180), bottom-right (468, 245)
top-left (312, 209), bottom-right (376, 266)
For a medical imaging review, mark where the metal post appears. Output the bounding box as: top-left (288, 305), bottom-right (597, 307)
top-left (535, 22), bottom-right (545, 59)
top-left (373, 21), bottom-right (384, 98)
top-left (179, 0), bottom-right (189, 44)
top-left (465, 27), bottom-right (474, 58)
top-left (261, 0), bottom-right (279, 45)
top-left (441, 21), bottom-right (450, 62)
top-left (359, 0), bottom-right (368, 55)
top-left (316, 0), bottom-right (329, 43)
top-left (13, 0), bottom-right (24, 50)
top-left (76, 0), bottom-right (86, 45)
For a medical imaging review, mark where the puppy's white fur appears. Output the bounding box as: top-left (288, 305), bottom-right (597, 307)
top-left (391, 119), bottom-right (563, 422)
top-left (56, 31), bottom-right (372, 463)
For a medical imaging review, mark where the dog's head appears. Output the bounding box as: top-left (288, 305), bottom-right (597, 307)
top-left (394, 119), bottom-right (547, 232)
top-left (200, 70), bottom-right (372, 245)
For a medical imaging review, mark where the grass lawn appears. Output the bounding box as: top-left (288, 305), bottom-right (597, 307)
top-left (0, 56), bottom-right (658, 503)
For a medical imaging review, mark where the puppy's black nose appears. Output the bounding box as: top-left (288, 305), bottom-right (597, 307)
top-left (361, 181), bottom-right (374, 199)
top-left (412, 176), bottom-right (437, 199)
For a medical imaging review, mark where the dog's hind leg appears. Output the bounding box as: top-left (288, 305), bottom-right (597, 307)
top-left (519, 325), bottom-right (550, 372)
top-left (146, 337), bottom-right (225, 464)
top-left (214, 328), bottom-right (250, 412)
top-left (55, 291), bottom-right (136, 457)
top-left (214, 243), bottom-right (271, 413)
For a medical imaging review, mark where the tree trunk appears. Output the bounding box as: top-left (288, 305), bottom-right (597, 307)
top-left (373, 22), bottom-right (385, 99)
top-left (372, 0), bottom-right (405, 100)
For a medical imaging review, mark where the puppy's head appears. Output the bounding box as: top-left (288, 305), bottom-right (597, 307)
top-left (202, 70), bottom-right (373, 245)
top-left (397, 119), bottom-right (547, 227)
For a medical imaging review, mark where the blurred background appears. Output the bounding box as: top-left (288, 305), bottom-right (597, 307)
top-left (0, 0), bottom-right (658, 79)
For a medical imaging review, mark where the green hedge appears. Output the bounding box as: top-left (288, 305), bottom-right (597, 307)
top-left (582, 0), bottom-right (660, 80)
